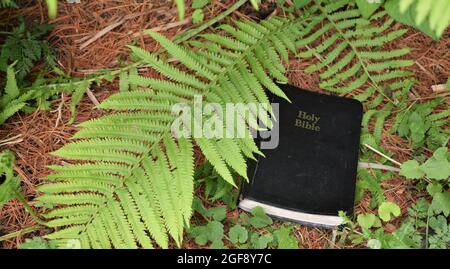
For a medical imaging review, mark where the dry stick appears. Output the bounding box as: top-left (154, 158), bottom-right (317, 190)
top-left (85, 88), bottom-right (100, 106)
top-left (358, 162), bottom-right (400, 172)
top-left (0, 225), bottom-right (41, 242)
top-left (79, 11), bottom-right (153, 50)
top-left (52, 93), bottom-right (64, 128)
top-left (363, 143), bottom-right (402, 166)
top-left (0, 134), bottom-right (23, 147)
top-left (23, 0), bottom-right (249, 96)
top-left (131, 18), bottom-right (191, 38)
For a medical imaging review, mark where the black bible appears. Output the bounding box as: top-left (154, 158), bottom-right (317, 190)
top-left (239, 84), bottom-right (363, 227)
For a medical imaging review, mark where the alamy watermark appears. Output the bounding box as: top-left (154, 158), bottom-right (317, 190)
top-left (170, 95), bottom-right (280, 149)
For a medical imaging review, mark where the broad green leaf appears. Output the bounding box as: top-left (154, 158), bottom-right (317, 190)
top-left (420, 147), bottom-right (450, 180)
top-left (249, 206), bottom-right (273, 228)
top-left (228, 225), bottom-right (248, 244)
top-left (206, 206), bottom-right (227, 221)
top-left (378, 201), bottom-right (401, 222)
top-left (210, 240), bottom-right (225, 249)
top-left (190, 221), bottom-right (224, 246)
top-left (357, 213), bottom-right (377, 230)
top-left (274, 225), bottom-right (299, 249)
top-left (426, 183), bottom-right (442, 197)
top-left (250, 233), bottom-right (273, 249)
top-left (400, 160), bottom-right (424, 179)
top-left (432, 192), bottom-right (450, 217)
top-left (206, 221), bottom-right (224, 242)
top-left (384, 0), bottom-right (439, 40)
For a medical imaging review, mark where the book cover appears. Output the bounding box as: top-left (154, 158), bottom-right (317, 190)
top-left (239, 84), bottom-right (363, 228)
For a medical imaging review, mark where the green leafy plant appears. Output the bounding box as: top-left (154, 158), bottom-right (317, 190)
top-left (0, 150), bottom-right (43, 225)
top-left (18, 237), bottom-right (58, 249)
top-left (36, 14), bottom-right (307, 248)
top-left (189, 198), bottom-right (298, 249)
top-left (344, 147), bottom-right (450, 249)
top-left (195, 162), bottom-right (238, 208)
top-left (339, 209), bottom-right (416, 248)
top-left (191, 0), bottom-right (210, 24)
top-left (392, 98), bottom-right (449, 150)
top-left (400, 147), bottom-right (450, 217)
top-left (384, 0), bottom-right (450, 40)
top-left (0, 150), bottom-right (21, 209)
top-left (297, 0), bottom-right (413, 105)
top-left (0, 18), bottom-right (56, 82)
top-left (0, 0), bottom-right (17, 8)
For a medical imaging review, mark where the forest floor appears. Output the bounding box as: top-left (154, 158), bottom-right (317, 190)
top-left (0, 0), bottom-right (448, 249)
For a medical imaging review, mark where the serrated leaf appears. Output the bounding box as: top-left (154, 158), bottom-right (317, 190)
top-left (420, 147), bottom-right (450, 180)
top-left (210, 240), bottom-right (225, 249)
top-left (400, 160), bottom-right (424, 179)
top-left (357, 213), bottom-right (377, 230)
top-left (229, 225), bottom-right (248, 244)
top-left (426, 183), bottom-right (442, 197)
top-left (378, 201), bottom-right (401, 222)
top-left (206, 221), bottom-right (224, 242)
top-left (250, 233), bottom-right (273, 249)
top-left (432, 192), bottom-right (450, 217)
top-left (206, 206), bottom-right (227, 221)
top-left (274, 225), bottom-right (299, 249)
top-left (249, 206), bottom-right (273, 228)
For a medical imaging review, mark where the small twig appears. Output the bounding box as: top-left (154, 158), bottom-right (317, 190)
top-left (85, 88), bottom-right (100, 106)
top-left (358, 162), bottom-right (400, 172)
top-left (80, 11), bottom-right (152, 50)
top-left (0, 225), bottom-right (41, 242)
top-left (132, 18), bottom-right (191, 38)
top-left (431, 84), bottom-right (447, 93)
top-left (363, 143), bottom-right (402, 166)
top-left (0, 134), bottom-right (23, 147)
top-left (52, 93), bottom-right (64, 128)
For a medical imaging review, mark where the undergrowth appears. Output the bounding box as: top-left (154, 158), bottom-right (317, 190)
top-left (0, 0), bottom-right (449, 249)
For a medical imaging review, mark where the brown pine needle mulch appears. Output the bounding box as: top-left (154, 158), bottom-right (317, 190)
top-left (0, 0), bottom-right (449, 249)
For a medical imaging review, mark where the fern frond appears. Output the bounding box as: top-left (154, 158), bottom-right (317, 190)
top-left (38, 14), bottom-right (306, 248)
top-left (297, 1), bottom-right (414, 106)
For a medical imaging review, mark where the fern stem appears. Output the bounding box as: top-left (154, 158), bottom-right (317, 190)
top-left (13, 191), bottom-right (46, 226)
top-left (315, 2), bottom-right (396, 104)
top-left (363, 143), bottom-right (401, 166)
top-left (0, 225), bottom-right (41, 242)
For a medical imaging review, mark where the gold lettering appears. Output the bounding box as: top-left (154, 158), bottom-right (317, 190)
top-left (294, 110), bottom-right (321, 132)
